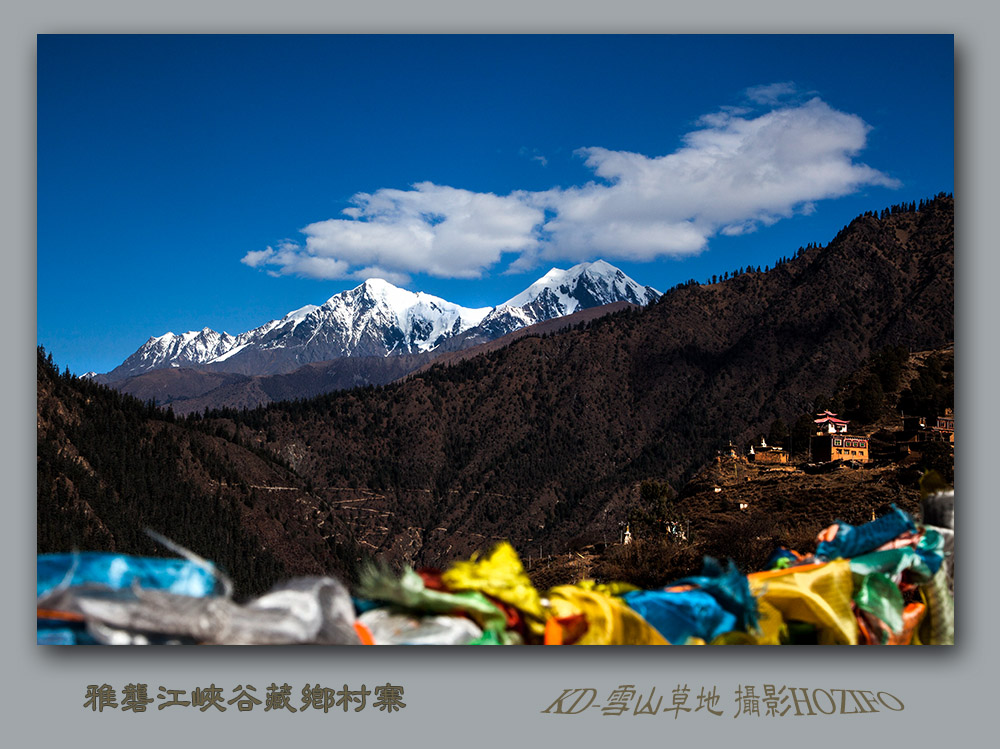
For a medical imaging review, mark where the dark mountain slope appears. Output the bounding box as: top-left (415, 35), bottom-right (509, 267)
top-left (409, 301), bottom-right (636, 376)
top-left (37, 348), bottom-right (364, 596)
top-left (113, 353), bottom-right (435, 416)
top-left (106, 368), bottom-right (252, 408)
top-left (233, 196), bottom-right (953, 565)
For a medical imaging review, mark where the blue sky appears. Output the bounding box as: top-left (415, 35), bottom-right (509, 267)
top-left (37, 35), bottom-right (954, 376)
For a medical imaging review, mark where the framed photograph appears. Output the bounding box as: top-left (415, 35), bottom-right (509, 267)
top-left (16, 9), bottom-right (992, 747)
top-left (36, 33), bottom-right (954, 649)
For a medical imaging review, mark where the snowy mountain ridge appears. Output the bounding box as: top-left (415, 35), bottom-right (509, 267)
top-left (478, 259), bottom-right (661, 338)
top-left (98, 260), bottom-right (659, 381)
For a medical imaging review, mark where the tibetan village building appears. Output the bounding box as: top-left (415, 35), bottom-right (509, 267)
top-left (814, 411), bottom-right (850, 434)
top-left (933, 408), bottom-right (955, 443)
top-left (810, 412), bottom-right (869, 463)
top-left (749, 437), bottom-right (789, 464)
top-left (898, 408), bottom-right (955, 449)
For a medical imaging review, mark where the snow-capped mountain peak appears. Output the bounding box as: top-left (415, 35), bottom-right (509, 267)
top-left (314, 278), bottom-right (491, 356)
top-left (476, 259), bottom-right (660, 339)
top-left (502, 259), bottom-right (656, 311)
top-left (101, 260), bottom-right (658, 381)
top-left (283, 304), bottom-right (320, 322)
top-left (124, 328), bottom-right (237, 373)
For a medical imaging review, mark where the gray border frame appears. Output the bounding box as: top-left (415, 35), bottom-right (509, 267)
top-left (7, 3), bottom-right (993, 746)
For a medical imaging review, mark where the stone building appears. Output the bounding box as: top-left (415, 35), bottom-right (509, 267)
top-left (810, 412), bottom-right (869, 462)
top-left (748, 436), bottom-right (789, 464)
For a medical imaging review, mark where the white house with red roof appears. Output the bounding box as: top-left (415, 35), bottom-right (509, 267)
top-left (814, 410), bottom-right (850, 434)
top-left (810, 412), bottom-right (869, 462)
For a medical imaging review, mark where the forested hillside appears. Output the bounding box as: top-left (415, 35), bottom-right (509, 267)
top-left (38, 196), bottom-right (954, 579)
top-left (37, 348), bottom-right (363, 596)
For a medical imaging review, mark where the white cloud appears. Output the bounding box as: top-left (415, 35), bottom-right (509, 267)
top-left (242, 93), bottom-right (898, 281)
top-left (241, 248), bottom-right (276, 268)
top-left (745, 81), bottom-right (799, 105)
top-left (246, 182), bottom-right (543, 282)
top-left (696, 105), bottom-right (751, 128)
top-left (241, 242), bottom-right (351, 279)
top-left (346, 266), bottom-right (413, 286)
top-left (525, 97), bottom-right (899, 262)
top-left (519, 146), bottom-right (549, 167)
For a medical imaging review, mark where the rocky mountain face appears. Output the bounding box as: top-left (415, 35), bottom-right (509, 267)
top-left (111, 328), bottom-right (238, 376)
top-left (111, 303), bottom-right (638, 416)
top-left (96, 260), bottom-right (660, 383)
top-left (98, 281), bottom-right (490, 381)
top-left (472, 259), bottom-right (660, 341)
